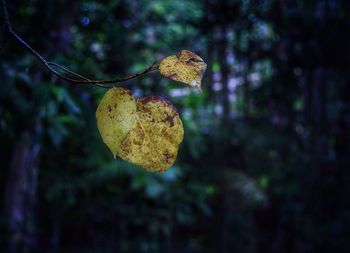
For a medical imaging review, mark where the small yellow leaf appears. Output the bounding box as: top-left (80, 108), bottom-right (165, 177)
top-left (118, 96), bottom-right (184, 173)
top-left (96, 88), bottom-right (184, 173)
top-left (159, 50), bottom-right (207, 89)
top-left (96, 87), bottom-right (137, 158)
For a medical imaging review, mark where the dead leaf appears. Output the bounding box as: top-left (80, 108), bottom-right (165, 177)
top-left (118, 96), bottom-right (184, 172)
top-left (96, 87), bottom-right (137, 158)
top-left (96, 88), bottom-right (184, 173)
top-left (159, 50), bottom-right (207, 90)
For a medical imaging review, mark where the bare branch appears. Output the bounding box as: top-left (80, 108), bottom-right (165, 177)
top-left (1, 0), bottom-right (158, 88)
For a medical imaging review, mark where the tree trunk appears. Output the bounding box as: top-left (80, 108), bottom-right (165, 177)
top-left (218, 22), bottom-right (230, 123)
top-left (4, 132), bottom-right (40, 253)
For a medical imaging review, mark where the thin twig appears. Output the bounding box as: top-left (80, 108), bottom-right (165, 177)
top-left (1, 0), bottom-right (158, 88)
top-left (47, 62), bottom-right (91, 81)
top-left (69, 62), bottom-right (159, 85)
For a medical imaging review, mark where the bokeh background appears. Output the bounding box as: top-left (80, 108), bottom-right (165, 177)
top-left (1, 0), bottom-right (350, 252)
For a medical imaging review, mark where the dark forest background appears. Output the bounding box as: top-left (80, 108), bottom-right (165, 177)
top-left (1, 0), bottom-right (350, 252)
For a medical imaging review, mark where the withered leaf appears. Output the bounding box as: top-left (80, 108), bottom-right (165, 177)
top-left (118, 96), bottom-right (184, 173)
top-left (159, 50), bottom-right (207, 89)
top-left (96, 88), bottom-right (184, 173)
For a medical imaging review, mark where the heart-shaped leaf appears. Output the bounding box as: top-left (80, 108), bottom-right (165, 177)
top-left (159, 50), bottom-right (207, 89)
top-left (96, 88), bottom-right (184, 173)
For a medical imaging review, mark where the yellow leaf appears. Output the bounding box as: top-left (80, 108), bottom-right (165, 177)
top-left (159, 50), bottom-right (207, 89)
top-left (96, 88), bottom-right (184, 173)
top-left (117, 96), bottom-right (184, 173)
top-left (96, 87), bottom-right (137, 158)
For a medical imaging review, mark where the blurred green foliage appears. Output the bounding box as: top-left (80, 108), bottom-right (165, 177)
top-left (1, 0), bottom-right (350, 252)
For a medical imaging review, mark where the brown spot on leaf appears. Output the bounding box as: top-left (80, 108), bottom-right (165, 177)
top-left (117, 88), bottom-right (133, 96)
top-left (185, 61), bottom-right (195, 67)
top-left (163, 150), bottom-right (174, 164)
top-left (139, 96), bottom-right (179, 114)
top-left (139, 96), bottom-right (158, 104)
top-left (168, 73), bottom-right (179, 79)
top-left (181, 50), bottom-right (197, 59)
top-left (166, 115), bottom-right (174, 127)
